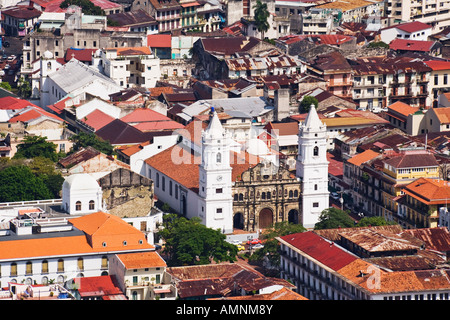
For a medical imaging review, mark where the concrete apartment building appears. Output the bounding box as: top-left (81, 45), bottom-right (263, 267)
top-left (384, 0), bottom-right (450, 34)
top-left (98, 47), bottom-right (161, 88)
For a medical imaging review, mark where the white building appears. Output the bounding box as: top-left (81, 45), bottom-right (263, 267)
top-left (39, 58), bottom-right (122, 109)
top-left (380, 21), bottom-right (432, 44)
top-left (0, 211), bottom-right (154, 288)
top-left (296, 106), bottom-right (329, 229)
top-left (61, 173), bottom-right (104, 216)
top-left (98, 47), bottom-right (161, 89)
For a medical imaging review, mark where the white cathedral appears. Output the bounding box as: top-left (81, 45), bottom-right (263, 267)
top-left (145, 106), bottom-right (329, 233)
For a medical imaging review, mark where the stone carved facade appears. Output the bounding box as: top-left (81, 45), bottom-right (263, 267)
top-left (232, 161), bottom-right (301, 231)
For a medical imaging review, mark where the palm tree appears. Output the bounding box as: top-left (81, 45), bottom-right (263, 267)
top-left (253, 0), bottom-right (270, 40)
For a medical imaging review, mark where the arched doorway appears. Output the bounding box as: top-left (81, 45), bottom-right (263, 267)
top-left (259, 208), bottom-right (273, 229)
top-left (233, 212), bottom-right (244, 230)
top-left (288, 209), bottom-right (299, 224)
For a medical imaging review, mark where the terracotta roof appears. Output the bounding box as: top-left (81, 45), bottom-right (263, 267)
top-left (120, 108), bottom-right (173, 123)
top-left (8, 106), bottom-right (64, 124)
top-left (147, 34), bottom-right (172, 48)
top-left (424, 60), bottom-right (450, 71)
top-left (402, 178), bottom-right (450, 205)
top-left (279, 231), bottom-right (358, 271)
top-left (65, 48), bottom-right (97, 62)
top-left (0, 211), bottom-right (152, 260)
top-left (0, 96), bottom-right (39, 110)
top-left (145, 144), bottom-right (256, 193)
top-left (387, 101), bottom-right (419, 117)
top-left (110, 47), bottom-right (152, 56)
top-left (69, 211), bottom-right (151, 250)
top-left (389, 39), bottom-right (435, 52)
top-left (264, 121), bottom-right (299, 136)
top-left (116, 251), bottom-right (167, 269)
top-left (133, 121), bottom-right (184, 132)
top-left (74, 275), bottom-right (125, 299)
top-left (432, 107), bottom-right (450, 124)
top-left (347, 149), bottom-right (380, 166)
top-left (81, 109), bottom-right (115, 131)
top-left (394, 21), bottom-right (431, 33)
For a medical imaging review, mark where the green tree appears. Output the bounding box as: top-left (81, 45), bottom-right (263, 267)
top-left (14, 136), bottom-right (60, 162)
top-left (0, 82), bottom-right (12, 91)
top-left (158, 214), bottom-right (238, 266)
top-left (356, 216), bottom-right (397, 227)
top-left (69, 132), bottom-right (115, 156)
top-left (17, 77), bottom-right (32, 98)
top-left (314, 207), bottom-right (355, 230)
top-left (249, 221), bottom-right (306, 269)
top-left (60, 0), bottom-right (104, 15)
top-left (0, 165), bottom-right (53, 202)
top-left (368, 41), bottom-right (389, 49)
top-left (253, 0), bottom-right (270, 40)
top-left (29, 157), bottom-right (65, 198)
top-left (299, 96), bottom-right (319, 113)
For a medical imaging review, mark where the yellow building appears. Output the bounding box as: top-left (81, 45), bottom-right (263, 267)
top-left (396, 178), bottom-right (450, 228)
top-left (381, 151), bottom-right (440, 223)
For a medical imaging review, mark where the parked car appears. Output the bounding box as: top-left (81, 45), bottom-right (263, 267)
top-left (236, 244), bottom-right (245, 252)
top-left (252, 244), bottom-right (264, 250)
top-left (247, 239), bottom-right (262, 245)
top-left (331, 192), bottom-right (340, 201)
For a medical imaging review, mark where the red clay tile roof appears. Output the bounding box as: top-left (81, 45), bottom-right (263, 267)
top-left (395, 21), bottom-right (431, 33)
top-left (279, 231), bottom-right (358, 271)
top-left (145, 144), bottom-right (256, 193)
top-left (431, 107), bottom-right (450, 124)
top-left (65, 48), bottom-right (97, 62)
top-left (74, 275), bottom-right (125, 299)
top-left (0, 96), bottom-right (39, 110)
top-left (81, 109), bottom-right (115, 131)
top-left (116, 251), bottom-right (167, 269)
top-left (402, 177), bottom-right (450, 205)
top-left (424, 60), bottom-right (450, 71)
top-left (387, 101), bottom-right (419, 116)
top-left (147, 34), bottom-right (172, 48)
top-left (121, 108), bottom-right (172, 123)
top-left (389, 39), bottom-right (435, 52)
top-left (8, 106), bottom-right (64, 123)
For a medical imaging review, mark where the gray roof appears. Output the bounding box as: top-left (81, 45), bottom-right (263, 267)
top-left (49, 59), bottom-right (119, 94)
top-left (179, 97), bottom-right (272, 122)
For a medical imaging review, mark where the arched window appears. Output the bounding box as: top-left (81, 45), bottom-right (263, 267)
top-left (234, 194), bottom-right (238, 201)
top-left (239, 193), bottom-right (244, 201)
top-left (47, 62), bottom-right (51, 70)
top-left (267, 191), bottom-right (271, 200)
top-left (261, 192), bottom-right (266, 200)
top-left (75, 201), bottom-right (82, 211)
top-left (294, 190), bottom-right (299, 198)
top-left (289, 190), bottom-right (293, 198)
top-left (216, 152), bottom-right (222, 163)
top-left (89, 200), bottom-right (95, 210)
top-left (313, 146), bottom-right (319, 156)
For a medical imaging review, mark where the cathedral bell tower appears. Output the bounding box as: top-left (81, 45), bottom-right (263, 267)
top-left (296, 106), bottom-right (329, 229)
top-left (198, 108), bottom-right (234, 234)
